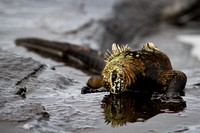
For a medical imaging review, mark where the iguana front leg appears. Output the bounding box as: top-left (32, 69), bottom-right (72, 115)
top-left (157, 70), bottom-right (187, 98)
top-left (81, 75), bottom-right (108, 94)
top-left (87, 75), bottom-right (103, 89)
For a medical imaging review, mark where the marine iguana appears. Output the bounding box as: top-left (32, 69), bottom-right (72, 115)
top-left (15, 38), bottom-right (187, 98)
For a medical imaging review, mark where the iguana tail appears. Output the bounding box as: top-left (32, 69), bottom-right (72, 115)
top-left (15, 38), bottom-right (105, 72)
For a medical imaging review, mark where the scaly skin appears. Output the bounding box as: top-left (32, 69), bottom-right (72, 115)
top-left (15, 38), bottom-right (105, 72)
top-left (88, 43), bottom-right (187, 98)
top-left (15, 38), bottom-right (187, 98)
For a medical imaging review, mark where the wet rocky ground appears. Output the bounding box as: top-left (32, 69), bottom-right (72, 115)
top-left (0, 0), bottom-right (200, 133)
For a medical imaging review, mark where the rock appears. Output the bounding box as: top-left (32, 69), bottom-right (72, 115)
top-left (0, 49), bottom-right (44, 87)
top-left (0, 49), bottom-right (72, 126)
top-left (62, 0), bottom-right (196, 51)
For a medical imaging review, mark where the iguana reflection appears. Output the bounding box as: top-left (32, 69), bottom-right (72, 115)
top-left (101, 93), bottom-right (186, 127)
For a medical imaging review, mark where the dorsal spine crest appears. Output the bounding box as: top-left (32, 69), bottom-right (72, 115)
top-left (105, 43), bottom-right (130, 63)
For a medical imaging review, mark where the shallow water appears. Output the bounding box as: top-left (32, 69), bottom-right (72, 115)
top-left (0, 1), bottom-right (200, 133)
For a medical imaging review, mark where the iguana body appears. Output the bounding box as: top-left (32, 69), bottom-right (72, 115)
top-left (16, 38), bottom-right (187, 98)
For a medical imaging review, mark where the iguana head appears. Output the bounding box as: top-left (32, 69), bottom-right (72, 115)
top-left (102, 44), bottom-right (135, 94)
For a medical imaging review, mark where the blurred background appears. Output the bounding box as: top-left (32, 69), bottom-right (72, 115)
top-left (0, 0), bottom-right (200, 68)
top-left (0, 0), bottom-right (200, 133)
